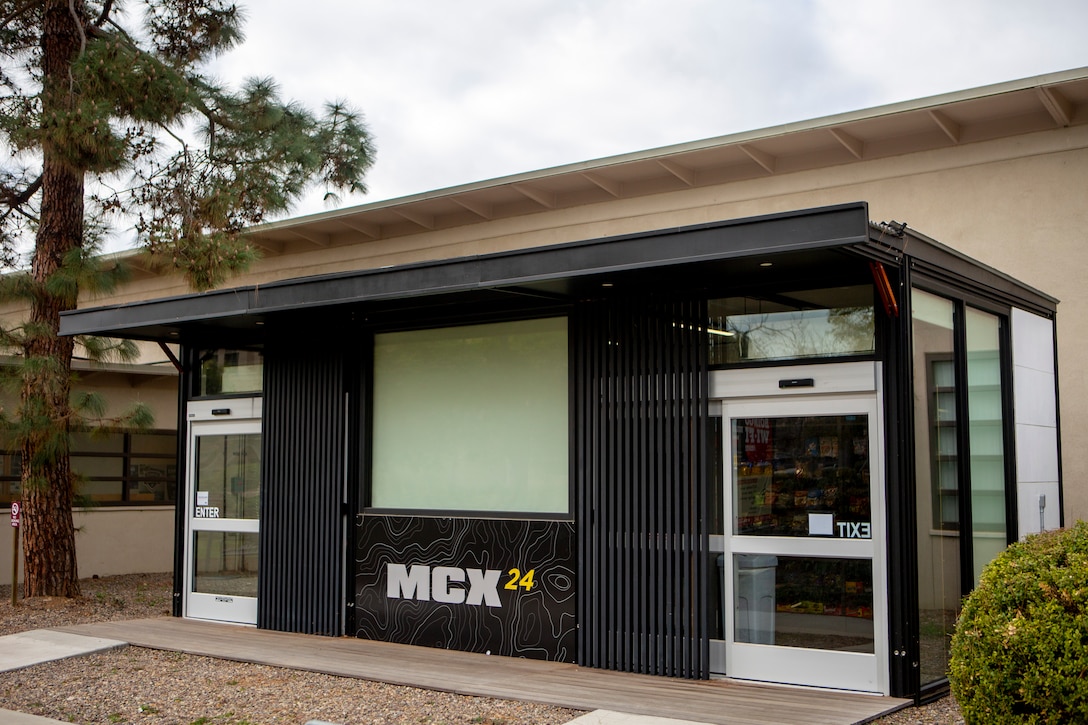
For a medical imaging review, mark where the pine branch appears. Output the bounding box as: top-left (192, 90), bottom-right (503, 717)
top-left (93, 0), bottom-right (112, 28)
top-left (0, 173), bottom-right (42, 208)
top-left (0, 0), bottom-right (41, 32)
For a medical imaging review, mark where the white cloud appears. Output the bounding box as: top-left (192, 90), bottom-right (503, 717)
top-left (199, 0), bottom-right (1088, 219)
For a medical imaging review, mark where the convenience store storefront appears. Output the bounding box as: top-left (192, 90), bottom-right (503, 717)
top-left (59, 202), bottom-right (1061, 701)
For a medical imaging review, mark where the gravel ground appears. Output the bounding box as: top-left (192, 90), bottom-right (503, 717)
top-left (0, 573), bottom-right (962, 724)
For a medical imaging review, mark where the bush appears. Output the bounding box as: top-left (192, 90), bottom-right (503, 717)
top-left (949, 521), bottom-right (1088, 724)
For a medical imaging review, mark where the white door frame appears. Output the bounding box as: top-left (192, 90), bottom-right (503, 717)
top-left (183, 398), bottom-right (262, 625)
top-left (710, 363), bottom-right (889, 694)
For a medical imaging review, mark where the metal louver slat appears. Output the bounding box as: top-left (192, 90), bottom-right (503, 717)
top-left (576, 296), bottom-right (709, 678)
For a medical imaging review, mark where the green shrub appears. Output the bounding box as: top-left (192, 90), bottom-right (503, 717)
top-left (949, 521), bottom-right (1088, 724)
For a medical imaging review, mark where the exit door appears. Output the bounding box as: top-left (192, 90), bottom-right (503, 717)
top-left (183, 399), bottom-right (262, 625)
top-left (710, 380), bottom-right (889, 694)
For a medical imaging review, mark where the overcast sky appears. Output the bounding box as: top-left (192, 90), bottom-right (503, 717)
top-left (208, 0), bottom-right (1088, 217)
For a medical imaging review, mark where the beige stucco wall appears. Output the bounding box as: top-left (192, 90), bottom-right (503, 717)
top-left (0, 506), bottom-right (175, 584)
top-left (0, 370), bottom-right (178, 582)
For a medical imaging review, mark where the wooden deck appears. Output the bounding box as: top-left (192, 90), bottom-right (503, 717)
top-left (55, 618), bottom-right (909, 725)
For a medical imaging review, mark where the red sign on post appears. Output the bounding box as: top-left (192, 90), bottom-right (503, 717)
top-left (10, 501), bottom-right (19, 528)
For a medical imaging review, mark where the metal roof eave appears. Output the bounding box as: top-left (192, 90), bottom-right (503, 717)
top-left (60, 201), bottom-right (1059, 343)
top-left (61, 203), bottom-right (872, 341)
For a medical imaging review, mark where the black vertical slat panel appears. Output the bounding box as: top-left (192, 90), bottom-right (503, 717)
top-left (576, 296), bottom-right (709, 679)
top-left (886, 265), bottom-right (917, 699)
top-left (258, 344), bottom-right (346, 635)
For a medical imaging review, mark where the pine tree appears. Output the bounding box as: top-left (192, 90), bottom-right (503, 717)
top-left (0, 1), bottom-right (375, 597)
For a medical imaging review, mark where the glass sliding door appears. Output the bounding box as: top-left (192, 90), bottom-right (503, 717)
top-left (721, 394), bottom-right (888, 693)
top-left (184, 401), bottom-right (262, 625)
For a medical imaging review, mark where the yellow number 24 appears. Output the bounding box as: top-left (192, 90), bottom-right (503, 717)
top-left (504, 568), bottom-right (536, 591)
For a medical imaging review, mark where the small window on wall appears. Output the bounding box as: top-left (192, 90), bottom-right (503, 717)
top-left (370, 317), bottom-right (569, 516)
top-left (708, 285), bottom-right (875, 365)
top-left (0, 430), bottom-right (178, 506)
top-left (198, 349), bottom-right (263, 396)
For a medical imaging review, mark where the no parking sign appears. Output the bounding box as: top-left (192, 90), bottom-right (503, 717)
top-left (10, 501), bottom-right (18, 606)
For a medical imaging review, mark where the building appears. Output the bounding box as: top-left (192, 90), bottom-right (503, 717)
top-left (10, 67), bottom-right (1088, 701)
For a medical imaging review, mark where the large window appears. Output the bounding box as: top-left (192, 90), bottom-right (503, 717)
top-left (708, 285), bottom-right (875, 365)
top-left (1, 430), bottom-right (177, 506)
top-left (911, 288), bottom-right (1011, 688)
top-left (370, 317), bottom-right (569, 515)
top-left (911, 290), bottom-right (961, 688)
top-left (197, 349), bottom-right (263, 396)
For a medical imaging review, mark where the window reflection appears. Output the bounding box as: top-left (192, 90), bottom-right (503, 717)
top-left (709, 285), bottom-right (875, 365)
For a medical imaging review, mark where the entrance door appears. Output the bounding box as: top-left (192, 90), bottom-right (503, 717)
top-left (184, 400), bottom-right (262, 625)
top-left (721, 394), bottom-right (888, 693)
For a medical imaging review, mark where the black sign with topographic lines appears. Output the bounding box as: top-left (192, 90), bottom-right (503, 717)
top-left (353, 515), bottom-right (576, 662)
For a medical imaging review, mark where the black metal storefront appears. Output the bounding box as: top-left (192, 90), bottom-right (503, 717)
top-left (60, 202), bottom-right (1061, 699)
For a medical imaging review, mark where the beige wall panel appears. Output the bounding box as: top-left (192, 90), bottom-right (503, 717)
top-left (0, 507), bottom-right (174, 584)
top-left (69, 375), bottom-right (178, 425)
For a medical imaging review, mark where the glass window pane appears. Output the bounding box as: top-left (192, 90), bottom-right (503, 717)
top-left (966, 307), bottom-right (1007, 584)
top-left (193, 531), bottom-right (258, 597)
top-left (732, 415), bottom-right (870, 537)
top-left (72, 455), bottom-right (124, 479)
top-left (371, 317), bottom-right (568, 514)
top-left (194, 434), bottom-right (261, 519)
top-left (129, 458), bottom-right (175, 503)
top-left (709, 285), bottom-right (874, 364)
top-left (735, 555), bottom-right (874, 652)
top-left (70, 432), bottom-right (124, 454)
top-left (79, 479), bottom-right (123, 502)
top-left (198, 349), bottom-right (263, 396)
top-left (911, 288), bottom-right (961, 686)
top-left (130, 432), bottom-right (177, 455)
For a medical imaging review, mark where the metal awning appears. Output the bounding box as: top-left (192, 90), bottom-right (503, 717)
top-left (59, 202), bottom-right (1056, 344)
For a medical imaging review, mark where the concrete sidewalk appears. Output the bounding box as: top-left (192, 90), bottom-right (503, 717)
top-left (0, 629), bottom-right (126, 672)
top-left (0, 630), bottom-right (128, 725)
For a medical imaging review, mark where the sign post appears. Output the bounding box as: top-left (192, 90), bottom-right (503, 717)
top-left (10, 502), bottom-right (19, 607)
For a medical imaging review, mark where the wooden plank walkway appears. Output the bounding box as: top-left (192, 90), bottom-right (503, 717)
top-left (54, 618), bottom-right (910, 725)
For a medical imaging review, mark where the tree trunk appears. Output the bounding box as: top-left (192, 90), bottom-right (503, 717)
top-left (21, 0), bottom-right (87, 599)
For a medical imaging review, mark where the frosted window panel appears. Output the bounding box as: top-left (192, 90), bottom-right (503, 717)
top-left (969, 458), bottom-right (1006, 489)
top-left (371, 317), bottom-right (569, 514)
top-left (968, 389), bottom-right (1002, 419)
top-left (965, 307), bottom-right (1007, 583)
top-left (968, 422), bottom-right (1004, 456)
top-left (971, 492), bottom-right (1006, 530)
